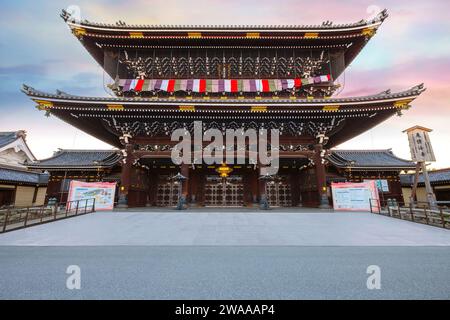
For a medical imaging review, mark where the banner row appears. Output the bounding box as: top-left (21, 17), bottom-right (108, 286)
top-left (119, 75), bottom-right (331, 93)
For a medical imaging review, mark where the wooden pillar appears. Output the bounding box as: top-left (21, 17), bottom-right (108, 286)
top-left (117, 144), bottom-right (133, 208)
top-left (420, 162), bottom-right (438, 209)
top-left (314, 144), bottom-right (331, 209)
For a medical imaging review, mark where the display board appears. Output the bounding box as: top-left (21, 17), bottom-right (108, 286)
top-left (331, 181), bottom-right (380, 212)
top-left (67, 181), bottom-right (117, 211)
top-left (364, 179), bottom-right (389, 193)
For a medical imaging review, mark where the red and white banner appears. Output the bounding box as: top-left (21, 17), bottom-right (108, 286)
top-left (120, 75), bottom-right (332, 93)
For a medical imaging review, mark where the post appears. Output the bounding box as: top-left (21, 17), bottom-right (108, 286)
top-left (84, 199), bottom-right (88, 214)
top-left (314, 144), bottom-right (331, 209)
top-left (410, 163), bottom-right (421, 207)
top-left (40, 206), bottom-right (44, 223)
top-left (24, 207), bottom-right (30, 227)
top-left (439, 208), bottom-right (445, 228)
top-left (403, 126), bottom-right (437, 210)
top-left (2, 209), bottom-right (10, 233)
top-left (93, 198), bottom-right (96, 212)
top-left (75, 200), bottom-right (79, 215)
top-left (424, 207), bottom-right (429, 225)
top-left (421, 162), bottom-right (438, 210)
top-left (117, 143), bottom-right (134, 208)
top-left (410, 202), bottom-right (414, 222)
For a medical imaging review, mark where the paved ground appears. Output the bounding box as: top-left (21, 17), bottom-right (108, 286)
top-left (1, 209), bottom-right (450, 299)
top-left (1, 210), bottom-right (450, 246)
top-left (1, 246), bottom-right (449, 299)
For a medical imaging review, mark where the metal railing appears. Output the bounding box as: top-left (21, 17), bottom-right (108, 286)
top-left (0, 198), bottom-right (96, 234)
top-left (369, 198), bottom-right (450, 229)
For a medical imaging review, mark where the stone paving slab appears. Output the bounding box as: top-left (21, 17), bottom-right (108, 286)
top-left (1, 246), bottom-right (450, 299)
top-left (1, 210), bottom-right (450, 246)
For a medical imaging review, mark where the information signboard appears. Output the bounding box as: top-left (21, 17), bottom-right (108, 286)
top-left (67, 181), bottom-right (117, 211)
top-left (331, 181), bottom-right (380, 212)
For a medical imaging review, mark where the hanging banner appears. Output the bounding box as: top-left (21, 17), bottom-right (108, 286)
top-left (67, 181), bottom-right (117, 211)
top-left (331, 181), bottom-right (380, 212)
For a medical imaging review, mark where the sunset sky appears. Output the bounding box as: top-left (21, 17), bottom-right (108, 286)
top-left (1, 0), bottom-right (449, 168)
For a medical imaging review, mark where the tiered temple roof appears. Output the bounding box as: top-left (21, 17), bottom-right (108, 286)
top-left (60, 9), bottom-right (388, 90)
top-left (25, 148), bottom-right (414, 173)
top-left (22, 84), bottom-right (425, 148)
top-left (22, 10), bottom-right (425, 153)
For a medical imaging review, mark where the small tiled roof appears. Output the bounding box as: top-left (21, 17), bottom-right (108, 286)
top-left (328, 149), bottom-right (416, 170)
top-left (0, 132), bottom-right (19, 148)
top-left (401, 168), bottom-right (450, 186)
top-left (27, 149), bottom-right (122, 170)
top-left (0, 166), bottom-right (48, 185)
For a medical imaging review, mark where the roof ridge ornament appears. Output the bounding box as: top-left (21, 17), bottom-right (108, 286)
top-left (371, 9), bottom-right (389, 23)
top-left (410, 83), bottom-right (426, 94)
top-left (60, 9), bottom-right (388, 30)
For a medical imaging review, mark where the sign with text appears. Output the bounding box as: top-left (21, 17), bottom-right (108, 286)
top-left (67, 181), bottom-right (116, 211)
top-left (331, 181), bottom-right (380, 212)
top-left (405, 127), bottom-right (436, 162)
top-left (364, 179), bottom-right (389, 193)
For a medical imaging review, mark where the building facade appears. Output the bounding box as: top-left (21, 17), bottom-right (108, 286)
top-left (401, 168), bottom-right (450, 205)
top-left (27, 149), bottom-right (122, 204)
top-left (22, 9), bottom-right (424, 208)
top-left (0, 131), bottom-right (48, 207)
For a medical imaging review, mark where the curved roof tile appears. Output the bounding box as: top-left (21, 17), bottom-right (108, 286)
top-left (27, 149), bottom-right (122, 170)
top-left (328, 149), bottom-right (415, 170)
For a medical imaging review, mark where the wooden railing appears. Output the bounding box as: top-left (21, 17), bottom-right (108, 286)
top-left (0, 198), bottom-right (96, 234)
top-left (369, 199), bottom-right (450, 229)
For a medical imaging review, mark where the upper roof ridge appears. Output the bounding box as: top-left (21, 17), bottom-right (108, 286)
top-left (60, 8), bottom-right (388, 30)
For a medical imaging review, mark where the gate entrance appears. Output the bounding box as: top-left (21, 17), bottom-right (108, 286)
top-left (266, 176), bottom-right (292, 207)
top-left (156, 175), bottom-right (180, 207)
top-left (204, 176), bottom-right (244, 207)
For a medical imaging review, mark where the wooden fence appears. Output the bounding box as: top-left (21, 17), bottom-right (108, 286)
top-left (370, 199), bottom-right (450, 229)
top-left (0, 198), bottom-right (96, 233)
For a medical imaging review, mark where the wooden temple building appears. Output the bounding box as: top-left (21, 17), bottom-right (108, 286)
top-left (22, 9), bottom-right (424, 208)
top-left (0, 131), bottom-right (48, 207)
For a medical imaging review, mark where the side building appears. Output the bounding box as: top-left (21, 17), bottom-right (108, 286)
top-left (27, 149), bottom-right (122, 204)
top-left (327, 149), bottom-right (416, 204)
top-left (0, 131), bottom-right (48, 207)
top-left (401, 168), bottom-right (450, 205)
